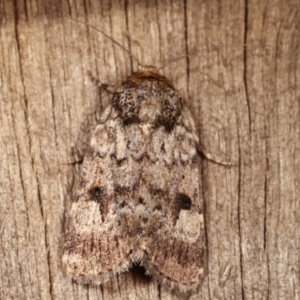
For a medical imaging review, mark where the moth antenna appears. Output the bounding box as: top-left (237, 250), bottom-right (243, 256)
top-left (158, 52), bottom-right (200, 70)
top-left (70, 18), bottom-right (141, 67)
top-left (159, 43), bottom-right (255, 70)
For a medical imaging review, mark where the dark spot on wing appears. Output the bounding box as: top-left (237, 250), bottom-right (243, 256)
top-left (173, 193), bottom-right (192, 224)
top-left (177, 193), bottom-right (192, 210)
top-left (89, 187), bottom-right (104, 202)
top-left (88, 186), bottom-right (109, 222)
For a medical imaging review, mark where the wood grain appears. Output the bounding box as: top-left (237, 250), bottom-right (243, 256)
top-left (0, 0), bottom-right (299, 299)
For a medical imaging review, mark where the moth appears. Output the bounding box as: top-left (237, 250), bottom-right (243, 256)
top-left (63, 21), bottom-right (231, 292)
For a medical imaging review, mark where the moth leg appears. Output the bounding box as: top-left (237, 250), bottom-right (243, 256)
top-left (101, 84), bottom-right (123, 93)
top-left (87, 70), bottom-right (123, 93)
top-left (197, 144), bottom-right (236, 166)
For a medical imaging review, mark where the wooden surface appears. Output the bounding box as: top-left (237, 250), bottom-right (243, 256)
top-left (1, 0), bottom-right (299, 299)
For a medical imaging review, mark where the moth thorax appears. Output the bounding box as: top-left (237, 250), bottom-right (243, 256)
top-left (138, 65), bottom-right (160, 73)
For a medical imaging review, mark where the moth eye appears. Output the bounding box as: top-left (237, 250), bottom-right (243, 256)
top-left (89, 187), bottom-right (104, 201)
top-left (177, 193), bottom-right (192, 210)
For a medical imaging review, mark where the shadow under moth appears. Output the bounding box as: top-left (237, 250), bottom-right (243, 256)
top-left (63, 21), bottom-right (232, 292)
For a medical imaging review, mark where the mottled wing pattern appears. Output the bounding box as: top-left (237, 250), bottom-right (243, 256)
top-left (63, 68), bottom-right (205, 291)
top-left (133, 108), bottom-right (205, 291)
top-left (62, 105), bottom-right (137, 283)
